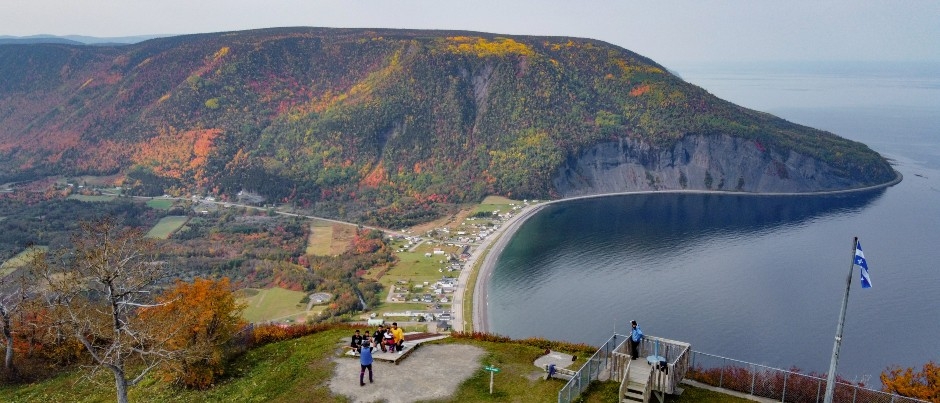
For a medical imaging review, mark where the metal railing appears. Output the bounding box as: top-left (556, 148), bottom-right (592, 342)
top-left (619, 335), bottom-right (692, 395)
top-left (558, 333), bottom-right (629, 403)
top-left (689, 351), bottom-right (931, 403)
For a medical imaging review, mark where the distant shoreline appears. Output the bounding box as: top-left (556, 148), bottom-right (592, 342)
top-left (466, 172), bottom-right (902, 333)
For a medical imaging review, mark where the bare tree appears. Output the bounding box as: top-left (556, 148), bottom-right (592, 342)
top-left (33, 218), bottom-right (178, 403)
top-left (0, 264), bottom-right (34, 378)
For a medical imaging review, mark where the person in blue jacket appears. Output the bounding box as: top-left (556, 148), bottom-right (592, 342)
top-left (359, 336), bottom-right (375, 386)
top-left (629, 320), bottom-right (643, 360)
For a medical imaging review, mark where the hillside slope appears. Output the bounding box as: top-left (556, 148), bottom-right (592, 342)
top-left (0, 27), bottom-right (895, 223)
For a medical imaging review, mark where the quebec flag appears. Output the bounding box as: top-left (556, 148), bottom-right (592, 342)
top-left (855, 241), bottom-right (872, 288)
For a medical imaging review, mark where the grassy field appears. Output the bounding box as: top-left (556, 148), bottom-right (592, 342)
top-left (145, 216), bottom-right (188, 239)
top-left (67, 194), bottom-right (116, 202)
top-left (472, 195), bottom-right (521, 215)
top-left (304, 221), bottom-right (355, 257)
top-left (305, 221), bottom-right (333, 255)
top-left (0, 246), bottom-right (47, 277)
top-left (380, 250), bottom-right (451, 287)
top-left (145, 198), bottom-right (174, 210)
top-left (0, 326), bottom-right (748, 402)
top-left (238, 287), bottom-right (311, 323)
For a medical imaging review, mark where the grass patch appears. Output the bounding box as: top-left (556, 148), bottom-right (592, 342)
top-left (0, 246), bottom-right (47, 277)
top-left (472, 195), bottom-right (521, 216)
top-left (0, 326), bottom-right (750, 403)
top-left (239, 287), bottom-right (311, 323)
top-left (0, 327), bottom-right (352, 403)
top-left (381, 250), bottom-right (451, 288)
top-left (67, 194), bottom-right (116, 202)
top-left (145, 216), bottom-right (188, 239)
top-left (305, 222), bottom-right (333, 255)
top-left (145, 198), bottom-right (174, 210)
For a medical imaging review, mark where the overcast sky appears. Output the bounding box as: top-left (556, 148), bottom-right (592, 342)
top-left (3, 0), bottom-right (938, 66)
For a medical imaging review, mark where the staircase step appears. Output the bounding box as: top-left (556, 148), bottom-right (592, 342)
top-left (622, 389), bottom-right (644, 402)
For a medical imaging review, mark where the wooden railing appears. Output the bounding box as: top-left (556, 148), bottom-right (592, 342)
top-left (617, 353), bottom-right (632, 402)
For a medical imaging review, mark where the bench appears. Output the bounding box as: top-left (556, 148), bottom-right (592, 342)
top-left (544, 364), bottom-right (576, 380)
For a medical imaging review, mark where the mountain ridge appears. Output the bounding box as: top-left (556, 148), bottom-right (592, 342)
top-left (0, 27), bottom-right (896, 225)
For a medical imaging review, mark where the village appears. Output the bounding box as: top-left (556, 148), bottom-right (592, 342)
top-left (364, 196), bottom-right (537, 332)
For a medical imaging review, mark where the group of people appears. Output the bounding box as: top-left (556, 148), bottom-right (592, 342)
top-left (349, 323), bottom-right (405, 386)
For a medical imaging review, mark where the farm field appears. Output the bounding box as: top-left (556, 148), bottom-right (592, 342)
top-left (472, 195), bottom-right (521, 215)
top-left (0, 246), bottom-right (47, 277)
top-left (380, 251), bottom-right (446, 286)
top-left (305, 221), bottom-right (333, 255)
top-left (145, 198), bottom-right (174, 210)
top-left (306, 220), bottom-right (356, 256)
top-left (67, 194), bottom-right (116, 202)
top-left (145, 215), bottom-right (188, 239)
top-left (238, 287), bottom-right (317, 323)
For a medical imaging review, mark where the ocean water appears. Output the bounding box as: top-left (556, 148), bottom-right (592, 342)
top-left (487, 61), bottom-right (940, 384)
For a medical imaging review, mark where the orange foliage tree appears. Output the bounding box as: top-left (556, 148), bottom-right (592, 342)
top-left (881, 361), bottom-right (940, 402)
top-left (138, 277), bottom-right (245, 389)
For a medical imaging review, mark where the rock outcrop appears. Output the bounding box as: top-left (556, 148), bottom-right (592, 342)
top-left (553, 134), bottom-right (859, 196)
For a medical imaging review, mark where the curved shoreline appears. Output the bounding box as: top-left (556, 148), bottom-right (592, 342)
top-left (459, 172), bottom-right (901, 334)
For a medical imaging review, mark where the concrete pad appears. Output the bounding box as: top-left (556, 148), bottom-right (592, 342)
top-left (533, 350), bottom-right (576, 370)
top-left (343, 333), bottom-right (450, 364)
top-left (330, 344), bottom-right (485, 403)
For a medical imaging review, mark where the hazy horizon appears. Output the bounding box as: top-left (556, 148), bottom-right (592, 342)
top-left (3, 1), bottom-right (937, 67)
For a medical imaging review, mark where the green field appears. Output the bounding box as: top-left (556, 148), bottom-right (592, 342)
top-left (239, 287), bottom-right (312, 323)
top-left (472, 195), bottom-right (520, 215)
top-left (0, 246), bottom-right (47, 277)
top-left (146, 198), bottom-right (174, 210)
top-left (380, 250), bottom-right (451, 287)
top-left (67, 194), bottom-right (116, 202)
top-left (145, 216), bottom-right (188, 239)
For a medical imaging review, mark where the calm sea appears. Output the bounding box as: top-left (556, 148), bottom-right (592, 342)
top-left (487, 61), bottom-right (940, 384)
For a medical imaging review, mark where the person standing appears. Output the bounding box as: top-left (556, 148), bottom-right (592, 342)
top-left (629, 320), bottom-right (643, 360)
top-left (359, 337), bottom-right (374, 386)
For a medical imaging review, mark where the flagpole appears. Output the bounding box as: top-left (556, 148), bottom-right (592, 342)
top-left (823, 236), bottom-right (858, 403)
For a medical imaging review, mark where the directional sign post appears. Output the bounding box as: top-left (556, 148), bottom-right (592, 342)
top-left (483, 365), bottom-right (500, 394)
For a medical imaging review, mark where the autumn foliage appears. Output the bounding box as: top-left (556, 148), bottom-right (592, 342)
top-left (881, 361), bottom-right (940, 402)
top-left (139, 277), bottom-right (245, 389)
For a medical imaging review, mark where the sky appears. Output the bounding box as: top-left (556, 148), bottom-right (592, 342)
top-left (3, 0), bottom-right (939, 66)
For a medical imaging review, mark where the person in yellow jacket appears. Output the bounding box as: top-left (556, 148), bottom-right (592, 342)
top-left (391, 322), bottom-right (405, 354)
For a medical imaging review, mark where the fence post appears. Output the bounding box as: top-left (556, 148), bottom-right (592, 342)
top-left (751, 364), bottom-right (756, 395)
top-left (782, 371), bottom-right (788, 402)
top-left (719, 357), bottom-right (725, 388)
top-left (852, 386), bottom-right (857, 403)
top-left (816, 379), bottom-right (822, 403)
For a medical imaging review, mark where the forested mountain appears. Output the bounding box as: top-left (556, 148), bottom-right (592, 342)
top-left (0, 27), bottom-right (895, 224)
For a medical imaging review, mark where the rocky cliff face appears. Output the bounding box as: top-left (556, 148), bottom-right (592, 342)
top-left (553, 134), bottom-right (858, 196)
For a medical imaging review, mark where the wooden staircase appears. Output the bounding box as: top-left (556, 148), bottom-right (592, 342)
top-left (622, 378), bottom-right (647, 402)
top-left (617, 355), bottom-right (655, 403)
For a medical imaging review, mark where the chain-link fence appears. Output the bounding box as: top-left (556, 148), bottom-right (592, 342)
top-left (689, 351), bottom-right (930, 403)
top-left (558, 333), bottom-right (629, 403)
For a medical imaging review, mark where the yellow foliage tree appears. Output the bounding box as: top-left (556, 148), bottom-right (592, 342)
top-left (139, 278), bottom-right (245, 389)
top-left (881, 361), bottom-right (940, 402)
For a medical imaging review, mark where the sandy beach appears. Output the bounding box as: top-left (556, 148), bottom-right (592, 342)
top-left (450, 202), bottom-right (546, 333)
top-left (450, 176), bottom-right (903, 334)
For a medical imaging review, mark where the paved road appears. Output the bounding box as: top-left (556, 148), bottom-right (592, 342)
top-left (450, 203), bottom-right (545, 333)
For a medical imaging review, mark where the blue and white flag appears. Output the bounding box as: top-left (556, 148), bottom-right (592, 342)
top-left (855, 241), bottom-right (872, 288)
